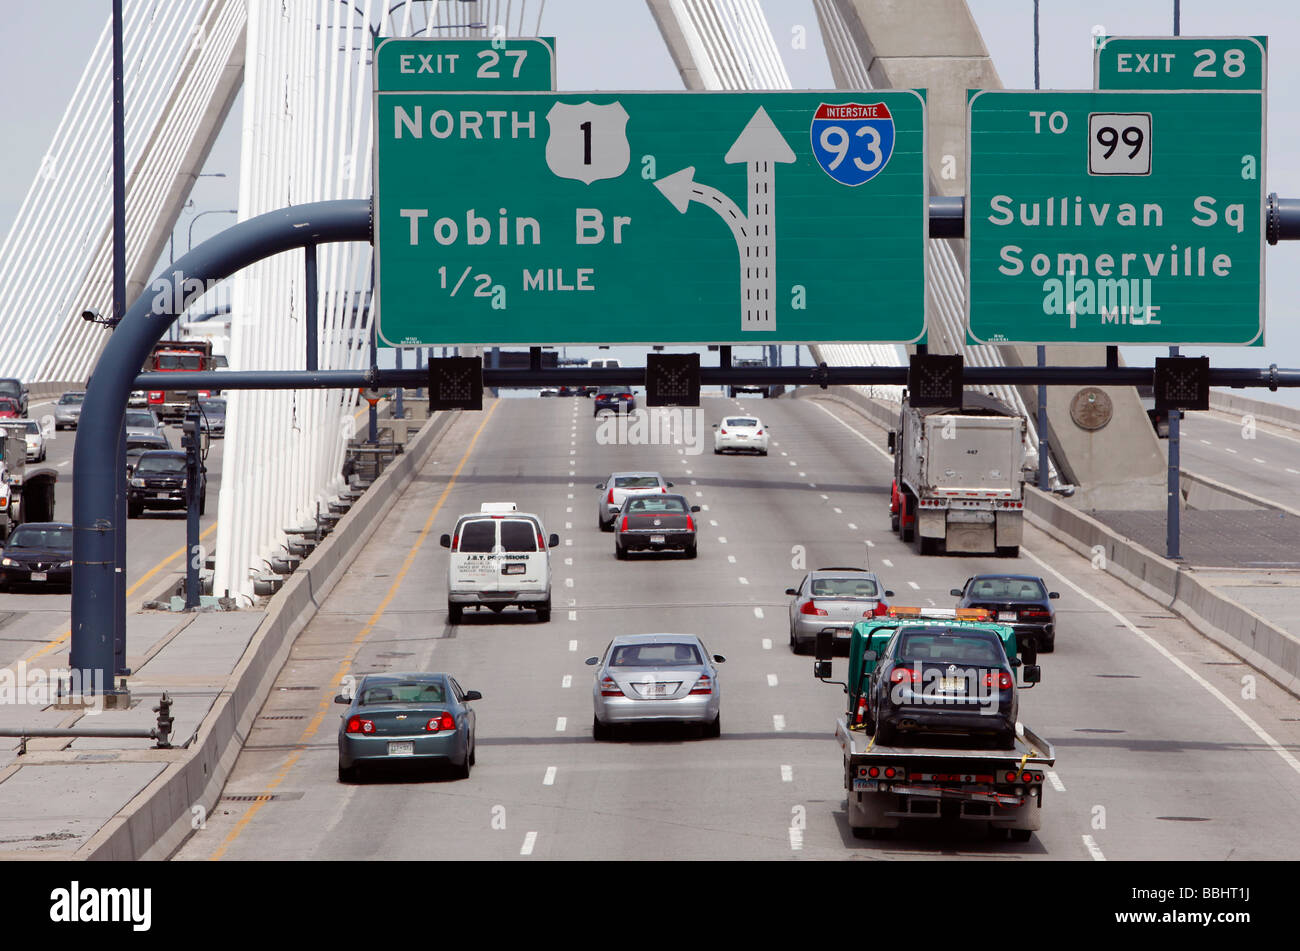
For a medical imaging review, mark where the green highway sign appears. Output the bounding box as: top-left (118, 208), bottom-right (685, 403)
top-left (374, 37), bottom-right (556, 91)
top-left (965, 89), bottom-right (1264, 346)
top-left (373, 90), bottom-right (928, 346)
top-left (1095, 36), bottom-right (1265, 92)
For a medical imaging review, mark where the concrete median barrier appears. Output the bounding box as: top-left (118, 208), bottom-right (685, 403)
top-left (83, 407), bottom-right (459, 860)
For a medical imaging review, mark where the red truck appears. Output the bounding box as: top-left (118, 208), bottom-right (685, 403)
top-left (142, 340), bottom-right (215, 421)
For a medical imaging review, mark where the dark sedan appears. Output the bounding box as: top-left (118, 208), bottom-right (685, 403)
top-left (614, 493), bottom-right (699, 559)
top-left (866, 624), bottom-right (1036, 750)
top-left (593, 385), bottom-right (636, 416)
top-left (951, 574), bottom-right (1060, 653)
top-left (335, 673), bottom-right (480, 781)
top-left (0, 522), bottom-right (73, 591)
top-left (128, 450), bottom-right (206, 517)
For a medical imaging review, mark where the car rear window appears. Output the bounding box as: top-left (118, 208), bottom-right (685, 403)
top-left (59, 393), bottom-right (84, 405)
top-left (811, 577), bottom-right (878, 598)
top-left (500, 519), bottom-right (539, 552)
top-left (970, 578), bottom-right (1045, 601)
top-left (726, 418), bottom-right (758, 427)
top-left (359, 681), bottom-right (445, 704)
top-left (627, 497), bottom-right (686, 514)
top-left (614, 476), bottom-right (660, 488)
top-left (457, 519), bottom-right (496, 552)
top-left (898, 632), bottom-right (1003, 666)
top-left (610, 643), bottom-right (702, 667)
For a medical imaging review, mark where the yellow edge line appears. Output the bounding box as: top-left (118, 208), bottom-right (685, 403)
top-left (210, 401), bottom-right (498, 861)
top-left (17, 520), bottom-right (221, 667)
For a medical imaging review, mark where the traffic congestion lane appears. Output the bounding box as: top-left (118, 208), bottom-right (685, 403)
top-left (0, 401), bottom-right (223, 668)
top-left (174, 394), bottom-right (1300, 861)
top-left (1177, 409), bottom-right (1300, 509)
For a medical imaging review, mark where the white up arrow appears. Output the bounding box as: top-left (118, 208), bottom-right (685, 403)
top-left (654, 106), bottom-right (795, 332)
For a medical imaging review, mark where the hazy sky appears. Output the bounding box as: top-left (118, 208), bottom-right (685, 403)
top-left (1, 0), bottom-right (1297, 400)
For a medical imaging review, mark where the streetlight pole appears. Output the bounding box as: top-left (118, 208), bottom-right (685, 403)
top-left (188, 208), bottom-right (239, 254)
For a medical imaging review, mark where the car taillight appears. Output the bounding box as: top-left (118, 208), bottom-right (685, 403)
top-left (1020, 609), bottom-right (1051, 619)
top-left (148, 391), bottom-right (163, 401)
top-left (690, 674), bottom-right (712, 695)
top-left (451, 534), bottom-right (458, 550)
top-left (799, 601), bottom-right (828, 616)
top-left (620, 516), bottom-right (629, 531)
top-left (868, 601), bottom-right (889, 617)
top-left (890, 666), bottom-right (918, 685)
top-left (686, 515), bottom-right (694, 531)
top-left (720, 428), bottom-right (727, 434)
top-left (345, 717), bottom-right (375, 734)
top-left (606, 488), bottom-right (614, 504)
top-left (600, 676), bottom-right (622, 697)
top-left (1005, 771), bottom-right (1018, 783)
top-left (984, 672), bottom-right (1014, 690)
top-left (537, 532), bottom-right (546, 549)
top-left (619, 393), bottom-right (632, 400)
top-left (756, 429), bottom-right (763, 435)
top-left (1021, 771), bottom-right (1033, 783)
top-left (426, 712), bottom-right (455, 732)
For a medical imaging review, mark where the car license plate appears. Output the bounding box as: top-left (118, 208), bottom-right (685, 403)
top-left (155, 492), bottom-right (171, 499)
top-left (650, 534), bottom-right (666, 545)
top-left (998, 611), bottom-right (1018, 622)
top-left (940, 677), bottom-right (966, 691)
top-left (640, 683), bottom-right (672, 697)
top-left (503, 563), bottom-right (525, 574)
top-left (387, 742), bottom-right (414, 756)
top-left (30, 572), bottom-right (47, 582)
top-left (852, 779), bottom-right (879, 791)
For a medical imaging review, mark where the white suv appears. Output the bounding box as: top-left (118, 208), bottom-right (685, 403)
top-left (440, 503), bottom-right (557, 623)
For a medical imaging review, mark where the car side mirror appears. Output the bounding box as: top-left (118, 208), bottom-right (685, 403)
top-left (712, 654), bottom-right (726, 663)
top-left (463, 690), bottom-right (482, 701)
top-left (333, 694), bottom-right (350, 704)
top-left (439, 534), bottom-right (451, 548)
top-left (584, 656), bottom-right (600, 665)
top-left (1010, 657), bottom-right (1022, 668)
top-left (595, 484), bottom-right (604, 490)
top-left (690, 506), bottom-right (700, 513)
top-left (1048, 591), bottom-right (1060, 600)
top-left (949, 588), bottom-right (963, 597)
top-left (712, 423), bottom-right (718, 429)
top-left (548, 533), bottom-right (559, 548)
top-left (884, 590), bottom-right (895, 598)
top-left (784, 587), bottom-right (798, 596)
top-left (1023, 664), bottom-right (1042, 685)
top-left (666, 482), bottom-right (674, 488)
top-left (813, 660), bottom-right (832, 679)
top-left (814, 629), bottom-right (835, 660)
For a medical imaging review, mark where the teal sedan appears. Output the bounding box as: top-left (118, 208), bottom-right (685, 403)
top-left (335, 673), bottom-right (480, 782)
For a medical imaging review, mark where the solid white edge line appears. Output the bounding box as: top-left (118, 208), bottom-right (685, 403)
top-left (1022, 547), bottom-right (1300, 780)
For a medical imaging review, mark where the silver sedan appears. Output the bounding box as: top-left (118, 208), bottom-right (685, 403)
top-left (595, 471), bottom-right (673, 531)
top-left (54, 391), bottom-right (85, 430)
top-left (586, 634), bottom-right (724, 739)
top-left (786, 568), bottom-right (894, 654)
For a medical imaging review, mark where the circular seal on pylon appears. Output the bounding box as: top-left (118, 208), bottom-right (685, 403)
top-left (360, 386), bottom-right (383, 406)
top-left (1069, 387), bottom-right (1113, 431)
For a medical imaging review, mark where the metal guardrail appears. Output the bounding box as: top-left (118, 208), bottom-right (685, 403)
top-left (0, 694), bottom-right (175, 753)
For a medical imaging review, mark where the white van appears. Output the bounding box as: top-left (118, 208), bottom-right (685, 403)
top-left (440, 504), bottom-right (557, 623)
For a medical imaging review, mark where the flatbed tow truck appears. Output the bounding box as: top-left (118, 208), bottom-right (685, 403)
top-left (814, 608), bottom-right (1055, 841)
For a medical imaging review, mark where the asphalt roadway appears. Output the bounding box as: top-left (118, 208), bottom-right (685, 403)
top-left (172, 394), bottom-right (1300, 861)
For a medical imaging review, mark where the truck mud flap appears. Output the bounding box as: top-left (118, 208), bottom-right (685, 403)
top-left (944, 522), bottom-right (996, 554)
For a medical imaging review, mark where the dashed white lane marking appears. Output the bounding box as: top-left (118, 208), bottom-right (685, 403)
top-left (700, 504), bottom-right (709, 511)
top-left (753, 607), bottom-right (764, 619)
top-left (1224, 448), bottom-right (1237, 454)
top-left (1046, 770), bottom-right (1066, 792)
top-left (925, 597), bottom-right (935, 606)
top-left (781, 451), bottom-right (788, 456)
top-left (819, 494), bottom-right (828, 500)
top-left (762, 638), bottom-right (772, 650)
top-left (555, 717), bottom-right (567, 732)
top-left (1253, 457), bottom-right (1267, 464)
top-left (1200, 439), bottom-right (1212, 445)
top-left (565, 521), bottom-right (572, 529)
top-left (718, 536), bottom-right (728, 544)
top-left (798, 472), bottom-right (806, 478)
top-left (561, 675), bottom-right (572, 688)
top-left (710, 519), bottom-right (719, 527)
top-left (865, 539), bottom-right (874, 547)
top-left (521, 831), bottom-right (538, 855)
top-left (568, 640), bottom-right (578, 651)
top-left (808, 483), bottom-right (816, 488)
top-left (907, 581), bottom-right (920, 590)
top-left (568, 482), bottom-right (574, 488)
top-left (881, 558), bottom-right (893, 567)
top-left (833, 507), bottom-right (842, 514)
top-left (780, 765), bottom-right (793, 782)
top-left (788, 460), bottom-right (796, 466)
top-left (569, 469), bottom-right (576, 475)
top-left (789, 828), bottom-right (803, 851)
top-left (1082, 835), bottom-right (1106, 861)
top-left (696, 491), bottom-right (703, 497)
top-left (686, 469), bottom-right (693, 475)
top-left (727, 555), bottom-right (736, 563)
top-left (568, 610), bottom-right (577, 621)
top-left (565, 578), bottom-right (574, 588)
top-left (738, 577), bottom-right (749, 585)
top-left (565, 557), bottom-right (573, 566)
top-left (848, 522), bottom-right (858, 530)
top-left (773, 714), bottom-right (786, 731)
top-left (1023, 547), bottom-right (1300, 781)
top-left (569, 449), bottom-right (576, 455)
top-left (566, 493), bottom-right (573, 499)
top-left (543, 766), bottom-right (557, 786)
top-left (56, 460), bottom-right (70, 468)
top-left (1287, 468), bottom-right (1299, 474)
top-left (767, 673), bottom-right (779, 687)
top-left (566, 506), bottom-right (572, 513)
top-left (690, 479), bottom-right (698, 485)
top-left (565, 539), bottom-right (573, 546)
